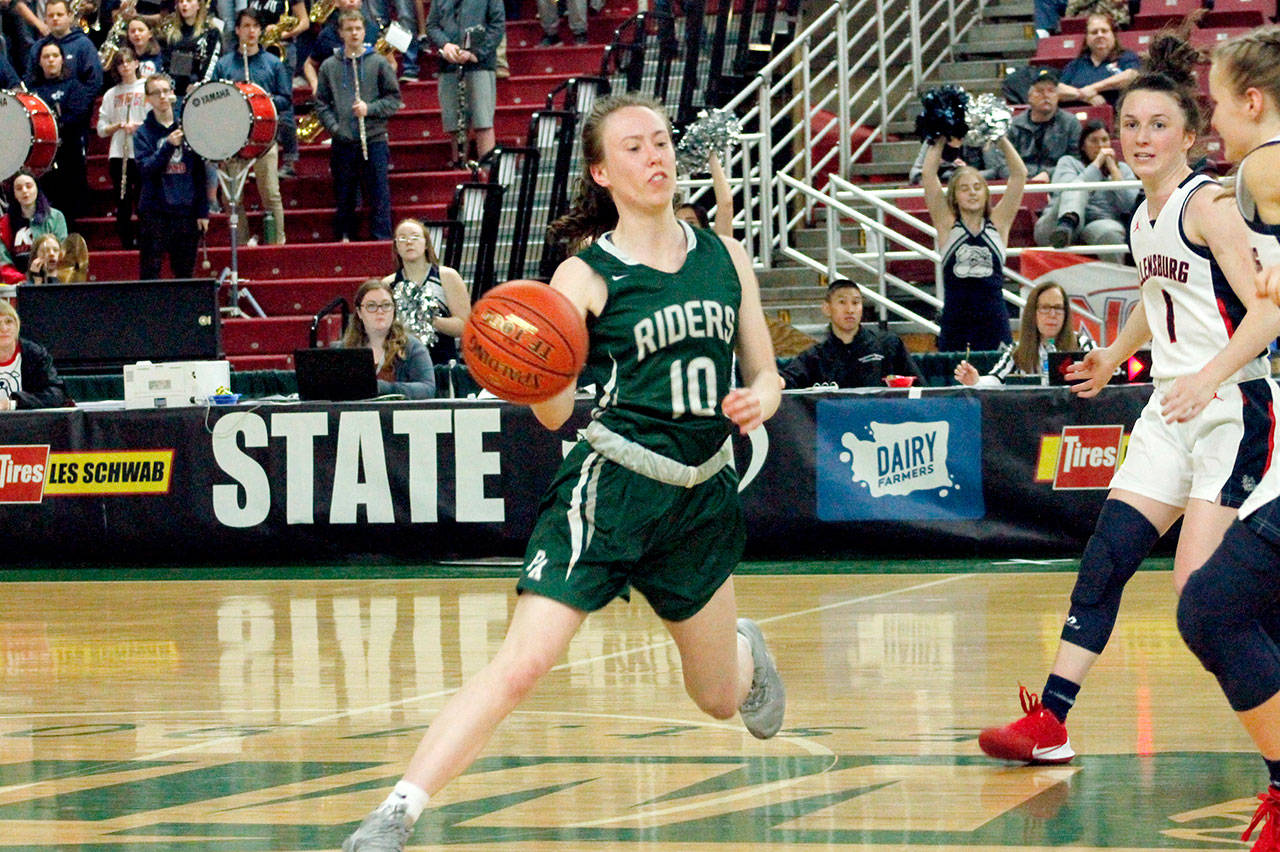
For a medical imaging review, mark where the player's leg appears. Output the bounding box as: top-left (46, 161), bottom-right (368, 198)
top-left (1178, 519), bottom-right (1280, 849)
top-left (1171, 497), bottom-right (1237, 592)
top-left (343, 592), bottom-right (586, 851)
top-left (662, 576), bottom-right (752, 719)
top-left (980, 489), bottom-right (1179, 763)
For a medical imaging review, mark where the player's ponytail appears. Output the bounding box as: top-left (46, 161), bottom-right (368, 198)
top-left (549, 93), bottom-right (672, 249)
top-left (1119, 11), bottom-right (1206, 137)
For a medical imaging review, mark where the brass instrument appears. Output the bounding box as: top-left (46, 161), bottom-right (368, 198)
top-left (309, 0), bottom-right (338, 25)
top-left (261, 13), bottom-right (299, 59)
top-left (69, 0), bottom-right (99, 31)
top-left (297, 110), bottom-right (325, 143)
top-left (98, 13), bottom-right (130, 69)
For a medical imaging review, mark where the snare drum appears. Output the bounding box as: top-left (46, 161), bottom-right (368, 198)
top-left (0, 90), bottom-right (59, 181)
top-left (182, 80), bottom-right (278, 161)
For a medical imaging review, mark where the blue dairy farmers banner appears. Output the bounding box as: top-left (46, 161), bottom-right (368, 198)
top-left (815, 398), bottom-right (984, 521)
top-left (0, 387), bottom-right (1152, 562)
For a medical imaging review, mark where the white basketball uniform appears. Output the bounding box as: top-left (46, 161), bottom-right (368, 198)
top-left (1229, 140), bottom-right (1280, 535)
top-left (1110, 172), bottom-right (1273, 508)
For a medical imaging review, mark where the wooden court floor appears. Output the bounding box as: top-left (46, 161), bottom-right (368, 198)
top-left (0, 558), bottom-right (1266, 851)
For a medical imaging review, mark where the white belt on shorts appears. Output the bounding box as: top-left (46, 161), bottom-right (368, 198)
top-left (582, 419), bottom-right (733, 488)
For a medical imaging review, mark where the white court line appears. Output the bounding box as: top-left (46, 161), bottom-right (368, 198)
top-left (0, 573), bottom-right (971, 796)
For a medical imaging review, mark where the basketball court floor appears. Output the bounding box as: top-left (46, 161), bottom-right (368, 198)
top-left (0, 557), bottom-right (1264, 850)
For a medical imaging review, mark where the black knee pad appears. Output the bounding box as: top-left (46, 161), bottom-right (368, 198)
top-left (1179, 521), bottom-right (1280, 712)
top-left (1062, 500), bottom-right (1160, 654)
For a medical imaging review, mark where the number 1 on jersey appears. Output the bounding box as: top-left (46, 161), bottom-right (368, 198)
top-left (670, 357), bottom-right (718, 417)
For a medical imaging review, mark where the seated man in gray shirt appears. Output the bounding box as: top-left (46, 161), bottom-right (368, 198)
top-left (779, 279), bottom-right (925, 389)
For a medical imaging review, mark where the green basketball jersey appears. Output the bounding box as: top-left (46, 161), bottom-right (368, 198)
top-left (575, 222), bottom-right (741, 466)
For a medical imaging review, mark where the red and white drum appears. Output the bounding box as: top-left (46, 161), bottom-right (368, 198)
top-left (0, 90), bottom-right (59, 181)
top-left (182, 80), bottom-right (278, 161)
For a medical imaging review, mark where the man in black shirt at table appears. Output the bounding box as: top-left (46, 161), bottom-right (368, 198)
top-left (779, 279), bottom-right (924, 389)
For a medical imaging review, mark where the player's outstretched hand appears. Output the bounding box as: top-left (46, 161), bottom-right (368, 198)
top-left (1160, 372), bottom-right (1217, 423)
top-left (1258, 264), bottom-right (1280, 306)
top-left (722, 388), bottom-right (764, 435)
top-left (1066, 348), bottom-right (1116, 398)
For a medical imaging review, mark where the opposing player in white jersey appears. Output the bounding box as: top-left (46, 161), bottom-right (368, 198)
top-left (1175, 27), bottom-right (1280, 850)
top-left (979, 30), bottom-right (1280, 768)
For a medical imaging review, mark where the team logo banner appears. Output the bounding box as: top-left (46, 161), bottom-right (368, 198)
top-left (815, 398), bottom-right (984, 521)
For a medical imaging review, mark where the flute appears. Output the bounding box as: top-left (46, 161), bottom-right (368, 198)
top-left (351, 55), bottom-right (367, 160)
top-left (120, 100), bottom-right (131, 201)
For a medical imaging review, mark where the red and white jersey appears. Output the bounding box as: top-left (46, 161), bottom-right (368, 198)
top-left (1130, 172), bottom-right (1269, 383)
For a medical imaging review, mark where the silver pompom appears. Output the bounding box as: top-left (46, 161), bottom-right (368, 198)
top-left (964, 93), bottom-right (1012, 146)
top-left (394, 279), bottom-right (443, 349)
top-left (676, 108), bottom-right (741, 174)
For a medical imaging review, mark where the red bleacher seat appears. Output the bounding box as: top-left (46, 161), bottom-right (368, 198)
top-left (1033, 34), bottom-right (1084, 66)
top-left (1190, 26), bottom-right (1253, 50)
top-left (1136, 0), bottom-right (1206, 26)
top-left (1058, 15), bottom-right (1088, 33)
top-left (1205, 0), bottom-right (1275, 27)
top-left (1065, 103), bottom-right (1114, 127)
top-left (1116, 30), bottom-right (1157, 54)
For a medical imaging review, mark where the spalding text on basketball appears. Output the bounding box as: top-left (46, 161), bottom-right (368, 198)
top-left (634, 300), bottom-right (737, 363)
top-left (465, 334), bottom-right (543, 389)
top-left (479, 308), bottom-right (554, 362)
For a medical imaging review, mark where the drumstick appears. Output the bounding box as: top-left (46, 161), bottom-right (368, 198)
top-left (351, 56), bottom-right (367, 161)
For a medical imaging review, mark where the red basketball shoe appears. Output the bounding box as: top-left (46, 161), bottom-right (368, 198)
top-left (979, 685), bottom-right (1075, 764)
top-left (1244, 786), bottom-right (1280, 851)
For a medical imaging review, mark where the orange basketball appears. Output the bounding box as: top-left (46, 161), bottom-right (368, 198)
top-left (462, 279), bottom-right (589, 404)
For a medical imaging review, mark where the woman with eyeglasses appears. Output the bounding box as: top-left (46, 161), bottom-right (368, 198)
top-left (381, 218), bottom-right (471, 366)
top-left (954, 281), bottom-right (1094, 385)
top-left (340, 278), bottom-right (436, 399)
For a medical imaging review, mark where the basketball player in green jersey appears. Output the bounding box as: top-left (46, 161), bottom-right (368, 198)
top-left (342, 92), bottom-right (786, 851)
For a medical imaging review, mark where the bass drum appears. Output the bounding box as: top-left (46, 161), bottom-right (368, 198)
top-left (0, 90), bottom-right (59, 181)
top-left (182, 80), bottom-right (277, 161)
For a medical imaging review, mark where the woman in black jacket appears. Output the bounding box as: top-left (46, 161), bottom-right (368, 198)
top-left (0, 300), bottom-right (67, 410)
top-left (27, 42), bottom-right (94, 230)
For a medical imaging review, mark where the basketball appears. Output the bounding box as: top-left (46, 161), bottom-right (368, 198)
top-left (462, 279), bottom-right (589, 404)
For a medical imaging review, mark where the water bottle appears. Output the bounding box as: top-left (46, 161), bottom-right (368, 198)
top-left (263, 211), bottom-right (277, 245)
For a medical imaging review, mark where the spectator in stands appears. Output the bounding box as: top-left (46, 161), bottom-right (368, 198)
top-left (1058, 11), bottom-right (1140, 108)
top-left (1033, 0), bottom-right (1067, 39)
top-left (316, 10), bottom-right (402, 241)
top-left (778, 278), bottom-right (924, 389)
top-left (134, 72), bottom-right (209, 279)
top-left (0, 51), bottom-right (20, 88)
top-left (24, 233), bottom-right (62, 283)
top-left (25, 0), bottom-right (102, 93)
top-left (954, 281), bottom-right (1095, 385)
top-left (922, 134), bottom-right (1028, 352)
top-left (245, 0), bottom-right (306, 177)
top-left (126, 15), bottom-right (164, 76)
top-left (908, 137), bottom-right (1003, 185)
top-left (0, 170), bottom-right (66, 284)
top-left (1034, 118), bottom-right (1138, 248)
top-left (426, 0), bottom-right (504, 166)
top-left (676, 151), bottom-right (734, 236)
top-left (990, 68), bottom-right (1082, 182)
top-left (381, 217), bottom-right (470, 365)
top-left (0, 299), bottom-right (67, 410)
top-left (302, 0), bottom-right (380, 93)
top-left (158, 0), bottom-right (220, 97)
top-left (366, 0), bottom-right (421, 80)
top-left (27, 40), bottom-right (95, 229)
top-left (96, 48), bottom-right (148, 250)
top-left (213, 9), bottom-right (289, 243)
top-left (341, 278), bottom-right (437, 398)
top-left (4, 1), bottom-right (48, 77)
top-left (537, 0), bottom-right (585, 45)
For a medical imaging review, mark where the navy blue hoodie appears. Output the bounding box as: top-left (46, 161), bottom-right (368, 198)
top-left (134, 110), bottom-right (209, 218)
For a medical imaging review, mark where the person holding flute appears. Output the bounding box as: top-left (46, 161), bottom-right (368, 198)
top-left (316, 9), bottom-right (402, 242)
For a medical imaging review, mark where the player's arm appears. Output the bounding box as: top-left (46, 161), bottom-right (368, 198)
top-left (1067, 291), bottom-right (1150, 398)
top-left (1166, 186), bottom-right (1280, 421)
top-left (530, 257), bottom-right (607, 430)
top-left (1242, 148), bottom-right (1280, 304)
top-left (721, 236), bottom-right (779, 434)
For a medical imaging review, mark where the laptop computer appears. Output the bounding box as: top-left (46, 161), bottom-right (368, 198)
top-left (293, 348), bottom-right (379, 401)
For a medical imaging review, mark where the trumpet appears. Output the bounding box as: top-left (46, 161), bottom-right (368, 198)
top-left (297, 109), bottom-right (325, 143)
top-left (262, 13), bottom-right (299, 59)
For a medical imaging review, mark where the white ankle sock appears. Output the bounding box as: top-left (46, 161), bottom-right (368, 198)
top-left (379, 780), bottom-right (430, 824)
